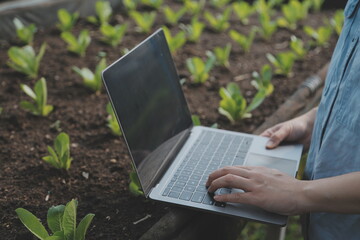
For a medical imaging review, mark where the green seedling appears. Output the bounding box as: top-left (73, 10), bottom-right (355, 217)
top-left (123, 0), bottom-right (138, 11)
top-left (268, 0), bottom-right (285, 8)
top-left (20, 77), bottom-right (53, 116)
top-left (186, 54), bottom-right (216, 84)
top-left (16, 199), bottom-right (94, 240)
top-left (210, 0), bottom-right (231, 9)
top-left (180, 17), bottom-right (205, 43)
top-left (204, 7), bottom-right (231, 32)
top-left (73, 58), bottom-right (107, 93)
top-left (162, 26), bottom-right (186, 54)
top-left (130, 11), bottom-right (157, 34)
top-left (207, 43), bottom-right (232, 68)
top-left (290, 35), bottom-right (307, 60)
top-left (129, 165), bottom-right (144, 196)
top-left (257, 12), bottom-right (277, 41)
top-left (232, 1), bottom-right (255, 25)
top-left (61, 30), bottom-right (91, 57)
top-left (141, 0), bottom-right (163, 9)
top-left (229, 28), bottom-right (256, 53)
top-left (13, 18), bottom-right (37, 45)
top-left (219, 82), bottom-right (266, 124)
top-left (330, 9), bottom-right (344, 36)
top-left (7, 43), bottom-right (46, 79)
top-left (100, 23), bottom-right (128, 47)
top-left (254, 0), bottom-right (273, 15)
top-left (266, 51), bottom-right (296, 77)
top-left (106, 102), bottom-right (122, 136)
top-left (162, 6), bottom-right (186, 26)
top-left (43, 132), bottom-right (72, 170)
top-left (305, 0), bottom-right (324, 12)
top-left (304, 25), bottom-right (333, 47)
top-left (87, 0), bottom-right (112, 25)
top-left (56, 8), bottom-right (79, 32)
top-left (251, 64), bottom-right (274, 97)
top-left (192, 114), bottom-right (218, 128)
top-left (277, 0), bottom-right (309, 30)
top-left (184, 0), bottom-right (205, 16)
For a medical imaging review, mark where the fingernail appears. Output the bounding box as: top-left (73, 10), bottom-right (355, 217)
top-left (214, 195), bottom-right (220, 201)
top-left (266, 140), bottom-right (275, 148)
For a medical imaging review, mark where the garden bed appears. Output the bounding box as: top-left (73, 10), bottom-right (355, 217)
top-left (0, 1), bottom-right (339, 239)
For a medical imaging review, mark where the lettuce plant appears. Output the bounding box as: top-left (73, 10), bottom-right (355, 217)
top-left (162, 6), bottom-right (186, 26)
top-left (16, 199), bottom-right (94, 240)
top-left (204, 7), bottom-right (231, 32)
top-left (210, 0), bottom-right (231, 9)
top-left (251, 64), bottom-right (274, 97)
top-left (122, 0), bottom-right (138, 11)
top-left (207, 43), bottom-right (232, 68)
top-left (57, 8), bottom-right (79, 32)
top-left (100, 23), bottom-right (128, 47)
top-left (141, 0), bottom-right (163, 10)
top-left (184, 0), bottom-right (205, 16)
top-left (7, 43), bottom-right (46, 79)
top-left (61, 30), bottom-right (91, 57)
top-left (254, 0), bottom-right (273, 15)
top-left (219, 82), bottom-right (266, 124)
top-left (305, 0), bottom-right (324, 12)
top-left (232, 1), bottom-right (255, 25)
top-left (186, 54), bottom-right (216, 84)
top-left (257, 12), bottom-right (277, 41)
top-left (268, 0), bottom-right (285, 8)
top-left (43, 132), bottom-right (73, 170)
top-left (73, 58), bottom-right (107, 93)
top-left (229, 28), bottom-right (256, 53)
top-left (130, 11), bottom-right (157, 33)
top-left (87, 0), bottom-right (112, 25)
top-left (180, 17), bottom-right (205, 43)
top-left (290, 35), bottom-right (307, 60)
top-left (277, 0), bottom-right (309, 30)
top-left (162, 26), bottom-right (186, 54)
top-left (304, 25), bottom-right (333, 47)
top-left (129, 169), bottom-right (144, 196)
top-left (330, 9), bottom-right (344, 36)
top-left (13, 18), bottom-right (37, 45)
top-left (106, 103), bottom-right (122, 136)
top-left (20, 77), bottom-right (53, 116)
top-left (266, 51), bottom-right (296, 77)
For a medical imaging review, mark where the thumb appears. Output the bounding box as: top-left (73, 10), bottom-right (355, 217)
top-left (266, 125), bottom-right (290, 149)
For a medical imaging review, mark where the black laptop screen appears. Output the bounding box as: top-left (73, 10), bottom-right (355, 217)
top-left (103, 29), bottom-right (193, 195)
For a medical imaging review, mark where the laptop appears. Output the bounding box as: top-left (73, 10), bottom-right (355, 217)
top-left (102, 28), bottom-right (303, 226)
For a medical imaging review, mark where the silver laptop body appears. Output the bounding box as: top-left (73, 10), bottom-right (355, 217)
top-left (102, 29), bottom-right (303, 226)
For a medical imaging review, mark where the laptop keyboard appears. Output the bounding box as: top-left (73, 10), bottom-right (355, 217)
top-left (162, 130), bottom-right (253, 207)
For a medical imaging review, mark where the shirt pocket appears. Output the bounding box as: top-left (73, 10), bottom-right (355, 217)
top-left (345, 0), bottom-right (360, 18)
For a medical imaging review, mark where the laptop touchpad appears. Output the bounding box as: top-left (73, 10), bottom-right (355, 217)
top-left (245, 153), bottom-right (298, 176)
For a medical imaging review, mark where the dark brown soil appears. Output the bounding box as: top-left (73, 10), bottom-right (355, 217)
top-left (0, 1), bottom-right (337, 239)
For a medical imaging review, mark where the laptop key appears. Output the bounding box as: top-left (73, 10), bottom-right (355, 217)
top-left (168, 191), bottom-right (180, 199)
top-left (162, 188), bottom-right (171, 196)
top-left (191, 192), bottom-right (205, 203)
top-left (202, 194), bottom-right (215, 205)
top-left (172, 186), bottom-right (184, 192)
top-left (185, 185), bottom-right (196, 192)
top-left (180, 191), bottom-right (193, 201)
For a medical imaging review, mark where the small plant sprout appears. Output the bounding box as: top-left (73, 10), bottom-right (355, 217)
top-left (130, 11), bottom-right (157, 34)
top-left (305, 0), bottom-right (324, 12)
top-left (141, 0), bottom-right (163, 10)
top-left (20, 77), bottom-right (53, 116)
top-left (219, 82), bottom-right (266, 124)
top-left (100, 23), bottom-right (128, 47)
top-left (254, 0), bottom-right (273, 15)
top-left (290, 35), bottom-right (307, 60)
top-left (123, 0), bottom-right (138, 11)
top-left (61, 30), bottom-right (91, 57)
top-left (186, 54), bottom-right (216, 84)
top-left (229, 28), bottom-right (257, 53)
top-left (87, 0), bottom-right (112, 25)
top-left (43, 132), bottom-right (73, 170)
top-left (330, 9), bottom-right (344, 36)
top-left (106, 102), bottom-right (122, 136)
top-left (129, 165), bottom-right (144, 196)
top-left (277, 0), bottom-right (309, 30)
top-left (13, 18), bottom-right (37, 45)
top-left (266, 51), bottom-right (296, 77)
top-left (204, 7), bottom-right (232, 32)
top-left (184, 0), bottom-right (205, 16)
top-left (207, 43), bottom-right (232, 68)
top-left (257, 12), bottom-right (277, 41)
top-left (192, 115), bottom-right (201, 126)
top-left (232, 1), bottom-right (255, 25)
top-left (7, 43), bottom-right (46, 79)
top-left (303, 25), bottom-right (333, 47)
top-left (73, 57), bottom-right (107, 93)
top-left (56, 8), bottom-right (79, 32)
top-left (162, 6), bottom-right (186, 26)
top-left (210, 0), bottom-right (231, 9)
top-left (180, 17), bottom-right (205, 43)
top-left (268, 0), bottom-right (285, 8)
top-left (16, 199), bottom-right (94, 240)
top-left (251, 64), bottom-right (274, 97)
top-left (162, 26), bottom-right (186, 54)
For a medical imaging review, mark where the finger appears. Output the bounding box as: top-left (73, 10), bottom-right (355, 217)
top-left (260, 124), bottom-right (281, 137)
top-left (266, 125), bottom-right (291, 149)
top-left (206, 166), bottom-right (251, 187)
top-left (207, 173), bottom-right (251, 193)
top-left (213, 192), bottom-right (252, 205)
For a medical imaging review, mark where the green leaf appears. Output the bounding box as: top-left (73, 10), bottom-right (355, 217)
top-left (62, 199), bottom-right (77, 240)
top-left (74, 214), bottom-right (95, 240)
top-left (15, 208), bottom-right (49, 240)
top-left (47, 205), bottom-right (65, 234)
top-left (191, 115), bottom-right (201, 126)
top-left (20, 84), bottom-right (37, 100)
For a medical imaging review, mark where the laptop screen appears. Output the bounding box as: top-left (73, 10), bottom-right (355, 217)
top-left (102, 29), bottom-right (193, 195)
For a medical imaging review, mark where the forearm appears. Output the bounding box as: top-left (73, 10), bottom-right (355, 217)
top-left (299, 171), bottom-right (360, 214)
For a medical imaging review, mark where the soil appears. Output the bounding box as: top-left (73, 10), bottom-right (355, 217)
top-left (0, 1), bottom-right (338, 240)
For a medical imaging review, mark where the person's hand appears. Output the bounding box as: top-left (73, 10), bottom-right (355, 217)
top-left (261, 108), bottom-right (317, 149)
top-left (206, 166), bottom-right (306, 215)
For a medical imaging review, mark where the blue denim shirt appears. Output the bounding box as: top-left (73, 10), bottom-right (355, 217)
top-left (304, 0), bottom-right (360, 239)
